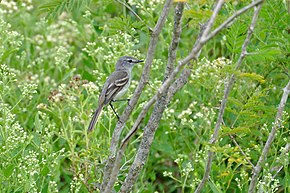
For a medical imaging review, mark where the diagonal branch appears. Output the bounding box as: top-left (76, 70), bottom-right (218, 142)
top-left (271, 143), bottom-right (290, 179)
top-left (101, 0), bottom-right (174, 192)
top-left (120, 2), bottom-right (185, 151)
top-left (194, 2), bottom-right (264, 192)
top-left (229, 134), bottom-right (255, 168)
top-left (248, 80), bottom-right (290, 193)
top-left (109, 0), bottom-right (172, 158)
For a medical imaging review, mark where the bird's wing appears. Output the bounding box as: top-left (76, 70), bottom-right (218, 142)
top-left (100, 71), bottom-right (129, 105)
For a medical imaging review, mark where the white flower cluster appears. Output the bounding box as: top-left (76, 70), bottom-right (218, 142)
top-left (54, 46), bottom-right (73, 69)
top-left (48, 180), bottom-right (59, 193)
top-left (31, 16), bottom-right (78, 70)
top-left (18, 82), bottom-right (38, 100)
top-left (0, 0), bottom-right (33, 14)
top-left (190, 57), bottom-right (232, 94)
top-left (0, 19), bottom-right (23, 58)
top-left (70, 175), bottom-right (83, 193)
top-left (32, 15), bottom-right (79, 50)
top-left (0, 102), bottom-right (28, 156)
top-left (82, 30), bottom-right (141, 67)
top-left (82, 81), bottom-right (98, 93)
top-left (181, 162), bottom-right (194, 176)
top-left (257, 172), bottom-right (280, 193)
top-left (178, 102), bottom-right (216, 125)
top-left (82, 42), bottom-right (103, 58)
top-left (18, 150), bottom-right (40, 177)
top-left (128, 0), bottom-right (163, 13)
top-left (191, 57), bottom-right (231, 80)
top-left (0, 64), bottom-right (18, 93)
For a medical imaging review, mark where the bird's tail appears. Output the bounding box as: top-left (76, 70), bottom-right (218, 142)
top-left (87, 105), bottom-right (103, 132)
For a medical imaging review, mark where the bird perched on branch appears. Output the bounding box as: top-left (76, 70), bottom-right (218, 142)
top-left (87, 56), bottom-right (143, 132)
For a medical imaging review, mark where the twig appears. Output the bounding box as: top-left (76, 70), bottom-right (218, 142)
top-left (229, 134), bottom-right (255, 168)
top-left (101, 1), bottom-right (174, 192)
top-left (248, 80), bottom-right (290, 193)
top-left (272, 143), bottom-right (290, 179)
top-left (194, 1), bottom-right (264, 193)
top-left (115, 0), bottom-right (153, 32)
top-left (200, 0), bottom-right (225, 39)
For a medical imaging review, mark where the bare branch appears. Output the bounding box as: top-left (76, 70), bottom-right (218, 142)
top-left (115, 0), bottom-right (153, 32)
top-left (120, 2), bottom-right (184, 150)
top-left (248, 80), bottom-right (290, 193)
top-left (117, 3), bottom-right (185, 192)
top-left (109, 0), bottom-right (172, 157)
top-left (195, 2), bottom-right (264, 193)
top-left (119, 1), bottom-right (226, 192)
top-left (165, 0), bottom-right (265, 102)
top-left (101, 0), bottom-right (174, 192)
top-left (200, 0), bottom-right (225, 40)
top-left (165, 2), bottom-right (184, 78)
top-left (203, 0), bottom-right (264, 43)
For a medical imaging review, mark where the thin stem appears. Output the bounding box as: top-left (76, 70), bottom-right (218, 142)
top-left (229, 134), bottom-right (255, 168)
top-left (248, 80), bottom-right (290, 192)
top-left (115, 0), bottom-right (153, 32)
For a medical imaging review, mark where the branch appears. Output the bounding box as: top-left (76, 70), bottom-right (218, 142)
top-left (118, 3), bottom-right (185, 192)
top-left (229, 134), bottom-right (255, 168)
top-left (271, 143), bottom-right (290, 179)
top-left (120, 2), bottom-right (184, 150)
top-left (248, 80), bottom-right (290, 193)
top-left (119, 1), bottom-right (226, 192)
top-left (199, 0), bottom-right (225, 41)
top-left (101, 0), bottom-right (174, 192)
top-left (202, 0), bottom-right (264, 43)
top-left (109, 0), bottom-right (172, 158)
top-left (194, 2), bottom-right (264, 193)
top-left (164, 0), bottom-right (266, 106)
top-left (165, 2), bottom-right (184, 78)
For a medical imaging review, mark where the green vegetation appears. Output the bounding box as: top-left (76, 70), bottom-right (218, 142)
top-left (0, 0), bottom-right (289, 192)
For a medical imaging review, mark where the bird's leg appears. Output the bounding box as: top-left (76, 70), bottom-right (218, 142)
top-left (109, 102), bottom-right (120, 120)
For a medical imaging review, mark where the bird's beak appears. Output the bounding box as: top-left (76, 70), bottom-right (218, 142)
top-left (137, 59), bottom-right (144, 63)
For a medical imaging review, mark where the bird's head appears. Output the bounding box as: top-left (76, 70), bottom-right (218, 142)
top-left (116, 56), bottom-right (144, 70)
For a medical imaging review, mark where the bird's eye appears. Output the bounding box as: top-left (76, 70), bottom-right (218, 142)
top-left (128, 59), bottom-right (133, 63)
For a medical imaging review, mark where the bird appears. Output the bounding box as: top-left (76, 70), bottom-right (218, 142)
top-left (87, 56), bottom-right (143, 132)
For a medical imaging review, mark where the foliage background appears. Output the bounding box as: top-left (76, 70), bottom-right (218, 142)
top-left (0, 0), bottom-right (289, 192)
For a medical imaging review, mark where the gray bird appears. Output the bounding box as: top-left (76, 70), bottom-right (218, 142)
top-left (88, 56), bottom-right (143, 132)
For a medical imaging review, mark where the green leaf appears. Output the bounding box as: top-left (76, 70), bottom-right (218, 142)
top-left (41, 165), bottom-right (50, 176)
top-left (4, 164), bottom-right (14, 178)
top-left (34, 113), bottom-right (42, 132)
